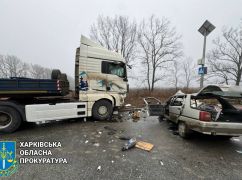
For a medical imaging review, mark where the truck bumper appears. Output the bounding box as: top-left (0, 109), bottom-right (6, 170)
top-left (184, 119), bottom-right (242, 136)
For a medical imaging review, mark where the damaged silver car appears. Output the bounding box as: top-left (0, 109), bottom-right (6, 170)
top-left (159, 85), bottom-right (242, 138)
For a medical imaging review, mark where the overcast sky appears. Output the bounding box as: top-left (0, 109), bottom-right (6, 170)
top-left (0, 0), bottom-right (242, 85)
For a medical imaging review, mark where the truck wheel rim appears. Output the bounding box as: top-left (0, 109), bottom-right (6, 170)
top-left (98, 106), bottom-right (108, 115)
top-left (0, 112), bottom-right (12, 128)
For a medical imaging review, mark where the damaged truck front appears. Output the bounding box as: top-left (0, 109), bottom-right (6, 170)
top-left (162, 85), bottom-right (242, 138)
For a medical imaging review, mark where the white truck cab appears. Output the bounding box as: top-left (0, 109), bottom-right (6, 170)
top-left (75, 35), bottom-right (128, 120)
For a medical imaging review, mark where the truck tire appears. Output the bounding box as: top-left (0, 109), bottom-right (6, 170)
top-left (51, 69), bottom-right (61, 79)
top-left (178, 122), bottom-right (191, 139)
top-left (0, 106), bottom-right (22, 133)
top-left (92, 100), bottom-right (113, 121)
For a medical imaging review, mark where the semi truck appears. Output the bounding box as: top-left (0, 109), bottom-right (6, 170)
top-left (0, 35), bottom-right (128, 133)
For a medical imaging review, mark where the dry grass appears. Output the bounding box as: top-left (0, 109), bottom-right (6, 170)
top-left (125, 88), bottom-right (199, 107)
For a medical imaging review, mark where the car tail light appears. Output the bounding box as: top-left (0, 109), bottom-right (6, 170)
top-left (199, 111), bottom-right (211, 122)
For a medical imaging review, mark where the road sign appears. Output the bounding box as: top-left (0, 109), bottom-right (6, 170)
top-left (198, 67), bottom-right (207, 75)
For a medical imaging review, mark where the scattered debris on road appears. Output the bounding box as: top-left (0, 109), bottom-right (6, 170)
top-left (97, 165), bottom-right (101, 171)
top-left (236, 150), bottom-right (242, 154)
top-left (93, 142), bottom-right (100, 147)
top-left (85, 140), bottom-right (89, 144)
top-left (119, 135), bottom-right (132, 140)
top-left (132, 111), bottom-right (141, 120)
top-left (159, 160), bottom-right (164, 166)
top-left (108, 139), bottom-right (114, 143)
top-left (135, 141), bottom-right (154, 151)
top-left (232, 138), bottom-right (240, 142)
top-left (122, 138), bottom-right (137, 151)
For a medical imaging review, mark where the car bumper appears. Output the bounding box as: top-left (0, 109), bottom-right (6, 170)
top-left (185, 119), bottom-right (242, 136)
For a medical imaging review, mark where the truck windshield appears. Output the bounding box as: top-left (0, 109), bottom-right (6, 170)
top-left (102, 61), bottom-right (126, 78)
top-left (108, 63), bottom-right (125, 77)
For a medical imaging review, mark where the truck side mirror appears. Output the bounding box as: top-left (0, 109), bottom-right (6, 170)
top-left (123, 77), bottom-right (128, 82)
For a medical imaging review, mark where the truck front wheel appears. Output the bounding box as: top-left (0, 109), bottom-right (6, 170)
top-left (92, 100), bottom-right (113, 121)
top-left (0, 106), bottom-right (22, 133)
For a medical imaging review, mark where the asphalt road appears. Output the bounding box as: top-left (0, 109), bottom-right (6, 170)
top-left (1, 116), bottom-right (242, 180)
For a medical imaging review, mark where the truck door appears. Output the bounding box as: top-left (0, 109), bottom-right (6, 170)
top-left (169, 96), bottom-right (184, 122)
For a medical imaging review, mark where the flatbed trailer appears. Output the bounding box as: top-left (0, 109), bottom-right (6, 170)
top-left (0, 77), bottom-right (68, 97)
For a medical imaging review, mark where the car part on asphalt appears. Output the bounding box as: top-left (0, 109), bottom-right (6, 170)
top-left (122, 138), bottom-right (137, 151)
top-left (135, 141), bottom-right (154, 151)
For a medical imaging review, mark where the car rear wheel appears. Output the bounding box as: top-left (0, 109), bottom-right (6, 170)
top-left (178, 122), bottom-right (191, 139)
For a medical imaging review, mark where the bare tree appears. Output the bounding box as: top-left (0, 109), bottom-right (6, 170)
top-left (168, 60), bottom-right (180, 91)
top-left (0, 55), bottom-right (29, 78)
top-left (90, 15), bottom-right (137, 66)
top-left (138, 15), bottom-right (182, 91)
top-left (208, 25), bottom-right (242, 85)
top-left (0, 54), bottom-right (53, 79)
top-left (30, 64), bottom-right (51, 79)
top-left (181, 57), bottom-right (197, 88)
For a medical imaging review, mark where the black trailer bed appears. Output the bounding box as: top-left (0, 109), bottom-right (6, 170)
top-left (0, 77), bottom-right (69, 97)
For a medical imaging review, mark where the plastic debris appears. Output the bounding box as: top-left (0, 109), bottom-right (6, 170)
top-left (122, 138), bottom-right (137, 151)
top-left (160, 160), bottom-right (164, 166)
top-left (108, 140), bottom-right (114, 143)
top-left (97, 166), bottom-right (101, 171)
top-left (232, 138), bottom-right (240, 142)
top-left (98, 131), bottom-right (102, 135)
top-left (135, 141), bottom-right (154, 151)
top-left (125, 104), bottom-right (132, 107)
top-left (236, 150), bottom-right (242, 154)
top-left (85, 140), bottom-right (89, 144)
top-left (102, 149), bottom-right (106, 152)
top-left (111, 160), bottom-right (114, 163)
top-left (93, 143), bottom-right (100, 147)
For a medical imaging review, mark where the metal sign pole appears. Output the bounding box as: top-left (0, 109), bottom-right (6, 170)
top-left (200, 31), bottom-right (207, 88)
